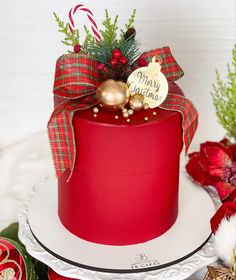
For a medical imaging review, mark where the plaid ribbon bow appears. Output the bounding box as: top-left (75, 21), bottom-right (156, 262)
top-left (48, 46), bottom-right (198, 178)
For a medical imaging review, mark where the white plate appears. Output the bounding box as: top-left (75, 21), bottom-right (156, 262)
top-left (18, 172), bottom-right (219, 280)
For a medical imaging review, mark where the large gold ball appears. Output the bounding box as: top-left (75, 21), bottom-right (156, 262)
top-left (96, 79), bottom-right (130, 111)
top-left (129, 94), bottom-right (144, 111)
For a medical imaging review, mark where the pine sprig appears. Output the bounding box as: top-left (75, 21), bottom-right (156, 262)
top-left (119, 38), bottom-right (140, 64)
top-left (125, 9), bottom-right (136, 30)
top-left (212, 45), bottom-right (236, 141)
top-left (83, 25), bottom-right (96, 52)
top-left (120, 9), bottom-right (136, 38)
top-left (100, 9), bottom-right (119, 47)
top-left (87, 41), bottom-right (113, 64)
top-left (53, 12), bottom-right (79, 47)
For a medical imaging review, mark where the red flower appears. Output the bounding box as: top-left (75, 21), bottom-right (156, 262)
top-left (186, 139), bottom-right (236, 201)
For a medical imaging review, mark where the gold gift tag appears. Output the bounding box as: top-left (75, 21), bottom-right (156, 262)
top-left (127, 57), bottom-right (168, 108)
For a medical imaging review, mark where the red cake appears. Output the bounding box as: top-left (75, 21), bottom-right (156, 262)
top-left (58, 102), bottom-right (182, 245)
top-left (49, 7), bottom-right (198, 247)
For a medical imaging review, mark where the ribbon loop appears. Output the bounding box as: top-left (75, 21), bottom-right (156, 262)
top-left (139, 46), bottom-right (184, 82)
top-left (48, 47), bottom-right (198, 179)
top-left (53, 54), bottom-right (100, 98)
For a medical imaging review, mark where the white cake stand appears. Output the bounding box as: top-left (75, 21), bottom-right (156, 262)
top-left (18, 171), bottom-right (219, 280)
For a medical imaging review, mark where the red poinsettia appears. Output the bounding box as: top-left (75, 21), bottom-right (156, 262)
top-left (186, 139), bottom-right (236, 201)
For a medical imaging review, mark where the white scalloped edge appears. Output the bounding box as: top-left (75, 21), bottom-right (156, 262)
top-left (18, 177), bottom-right (219, 280)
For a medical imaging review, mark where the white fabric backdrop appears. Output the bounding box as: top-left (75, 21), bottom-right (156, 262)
top-left (0, 0), bottom-right (235, 147)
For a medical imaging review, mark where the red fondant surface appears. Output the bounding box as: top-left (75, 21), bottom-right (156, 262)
top-left (58, 101), bottom-right (183, 245)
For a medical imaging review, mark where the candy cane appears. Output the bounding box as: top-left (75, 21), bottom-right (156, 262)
top-left (68, 3), bottom-right (101, 41)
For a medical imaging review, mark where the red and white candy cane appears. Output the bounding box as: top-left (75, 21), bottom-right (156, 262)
top-left (68, 3), bottom-right (101, 41)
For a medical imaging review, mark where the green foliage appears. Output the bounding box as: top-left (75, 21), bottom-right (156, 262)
top-left (83, 25), bottom-right (96, 52)
top-left (119, 37), bottom-right (139, 64)
top-left (88, 9), bottom-right (138, 65)
top-left (120, 9), bottom-right (136, 37)
top-left (53, 9), bottom-right (138, 63)
top-left (53, 12), bottom-right (79, 47)
top-left (88, 41), bottom-right (112, 64)
top-left (100, 9), bottom-right (119, 48)
top-left (212, 45), bottom-right (236, 141)
top-left (0, 222), bottom-right (20, 243)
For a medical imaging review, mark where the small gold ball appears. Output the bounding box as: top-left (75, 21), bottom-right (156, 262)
top-left (122, 108), bottom-right (128, 113)
top-left (152, 111), bottom-right (157, 116)
top-left (93, 107), bottom-right (99, 113)
top-left (115, 115), bottom-right (119, 119)
top-left (128, 109), bottom-right (134, 115)
top-left (126, 118), bottom-right (130, 123)
top-left (123, 112), bottom-right (129, 118)
top-left (94, 114), bottom-right (97, 118)
top-left (144, 117), bottom-right (149, 121)
top-left (143, 103), bottom-right (149, 110)
top-left (129, 94), bottom-right (144, 111)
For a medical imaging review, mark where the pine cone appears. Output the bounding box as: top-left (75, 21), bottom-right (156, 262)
top-left (124, 27), bottom-right (136, 40)
top-left (98, 63), bottom-right (135, 82)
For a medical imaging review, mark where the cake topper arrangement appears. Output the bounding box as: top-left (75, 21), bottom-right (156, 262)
top-left (49, 3), bottom-right (198, 179)
top-left (54, 4), bottom-right (169, 114)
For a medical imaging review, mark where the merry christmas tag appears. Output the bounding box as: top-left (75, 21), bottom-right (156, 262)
top-left (127, 57), bottom-right (168, 108)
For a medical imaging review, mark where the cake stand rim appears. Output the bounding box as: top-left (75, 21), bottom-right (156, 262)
top-left (17, 175), bottom-right (219, 280)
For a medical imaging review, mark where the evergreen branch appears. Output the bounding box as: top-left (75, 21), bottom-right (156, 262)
top-left (53, 12), bottom-right (79, 47)
top-left (87, 42), bottom-right (113, 64)
top-left (119, 38), bottom-right (140, 64)
top-left (211, 45), bottom-right (236, 141)
top-left (125, 9), bottom-right (136, 30)
top-left (100, 9), bottom-right (119, 47)
top-left (120, 9), bottom-right (136, 36)
top-left (83, 25), bottom-right (96, 52)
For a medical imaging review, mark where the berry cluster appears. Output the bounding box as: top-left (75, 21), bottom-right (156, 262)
top-left (110, 49), bottom-right (128, 67)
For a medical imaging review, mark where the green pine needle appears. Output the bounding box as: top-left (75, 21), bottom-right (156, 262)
top-left (83, 25), bottom-right (96, 52)
top-left (120, 9), bottom-right (136, 38)
top-left (87, 41), bottom-right (113, 64)
top-left (53, 9), bottom-right (138, 64)
top-left (119, 38), bottom-right (140, 64)
top-left (53, 12), bottom-right (79, 47)
top-left (99, 9), bottom-right (119, 48)
top-left (125, 9), bottom-right (136, 29)
top-left (211, 45), bottom-right (236, 141)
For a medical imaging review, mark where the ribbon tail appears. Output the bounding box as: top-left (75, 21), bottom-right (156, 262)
top-left (160, 93), bottom-right (198, 153)
top-left (48, 94), bottom-right (97, 179)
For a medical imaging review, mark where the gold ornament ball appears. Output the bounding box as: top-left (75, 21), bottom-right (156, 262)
top-left (96, 79), bottom-right (130, 111)
top-left (129, 94), bottom-right (144, 111)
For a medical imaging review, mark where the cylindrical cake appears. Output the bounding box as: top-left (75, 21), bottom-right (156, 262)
top-left (58, 103), bottom-right (183, 245)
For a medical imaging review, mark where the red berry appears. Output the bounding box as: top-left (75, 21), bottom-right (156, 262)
top-left (110, 58), bottom-right (117, 67)
top-left (97, 63), bottom-right (106, 71)
top-left (74, 44), bottom-right (81, 53)
top-left (137, 58), bottom-right (148, 67)
top-left (119, 56), bottom-right (128, 65)
top-left (112, 49), bottom-right (122, 59)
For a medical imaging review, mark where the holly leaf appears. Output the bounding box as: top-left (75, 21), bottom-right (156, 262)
top-left (0, 222), bottom-right (20, 243)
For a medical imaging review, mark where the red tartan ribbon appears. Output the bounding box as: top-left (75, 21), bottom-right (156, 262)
top-left (48, 47), bottom-right (198, 178)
